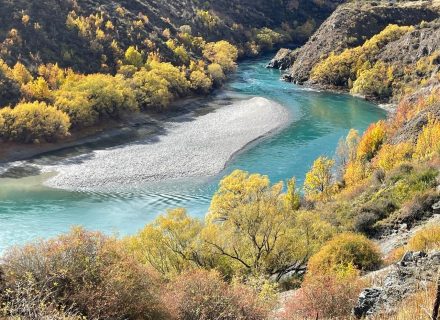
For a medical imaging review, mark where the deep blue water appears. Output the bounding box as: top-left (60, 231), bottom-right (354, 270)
top-left (0, 56), bottom-right (387, 251)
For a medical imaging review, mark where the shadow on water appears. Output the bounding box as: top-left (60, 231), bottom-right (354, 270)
top-left (0, 55), bottom-right (387, 251)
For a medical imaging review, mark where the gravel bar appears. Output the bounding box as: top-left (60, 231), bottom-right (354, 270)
top-left (44, 97), bottom-right (290, 191)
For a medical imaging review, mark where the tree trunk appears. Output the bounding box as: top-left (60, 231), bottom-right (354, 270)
top-left (433, 269), bottom-right (440, 320)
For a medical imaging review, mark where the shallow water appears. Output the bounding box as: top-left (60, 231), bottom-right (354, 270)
top-left (0, 56), bottom-right (387, 251)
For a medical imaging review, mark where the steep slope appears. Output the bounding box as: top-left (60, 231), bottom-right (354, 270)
top-left (270, 0), bottom-right (439, 85)
top-left (0, 0), bottom-right (342, 73)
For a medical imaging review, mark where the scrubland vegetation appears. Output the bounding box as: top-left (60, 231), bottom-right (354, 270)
top-left (311, 23), bottom-right (440, 102)
top-left (1, 2), bottom-right (440, 318)
top-left (2, 69), bottom-right (440, 318)
top-left (0, 40), bottom-right (237, 143)
top-left (0, 0), bottom-right (335, 145)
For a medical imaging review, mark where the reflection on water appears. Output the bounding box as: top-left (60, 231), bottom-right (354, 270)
top-left (0, 56), bottom-right (387, 251)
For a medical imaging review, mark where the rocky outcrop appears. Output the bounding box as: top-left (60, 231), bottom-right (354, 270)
top-left (391, 101), bottom-right (440, 144)
top-left (280, 1), bottom-right (439, 84)
top-left (377, 19), bottom-right (440, 66)
top-left (353, 251), bottom-right (440, 318)
top-left (267, 48), bottom-right (299, 70)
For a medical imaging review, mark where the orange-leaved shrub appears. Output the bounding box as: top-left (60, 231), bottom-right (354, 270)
top-left (356, 120), bottom-right (387, 161)
top-left (1, 227), bottom-right (167, 320)
top-left (163, 269), bottom-right (271, 320)
top-left (282, 265), bottom-right (364, 319)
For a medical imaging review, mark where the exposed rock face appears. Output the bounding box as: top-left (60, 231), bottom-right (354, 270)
top-left (267, 48), bottom-right (299, 70)
top-left (280, 1), bottom-right (439, 84)
top-left (377, 19), bottom-right (440, 66)
top-left (391, 101), bottom-right (440, 144)
top-left (353, 251), bottom-right (440, 318)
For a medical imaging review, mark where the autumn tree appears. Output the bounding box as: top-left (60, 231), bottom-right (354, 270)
top-left (189, 70), bottom-right (212, 94)
top-left (356, 120), bottom-right (387, 161)
top-left (203, 40), bottom-right (238, 73)
top-left (124, 46), bottom-right (144, 69)
top-left (304, 156), bottom-right (335, 201)
top-left (414, 116), bottom-right (440, 160)
top-left (127, 208), bottom-right (207, 276)
top-left (335, 129), bottom-right (360, 180)
top-left (55, 73), bottom-right (138, 127)
top-left (284, 177), bottom-right (301, 211)
top-left (22, 77), bottom-right (53, 102)
top-left (204, 170), bottom-right (333, 278)
top-left (0, 101), bottom-right (70, 143)
top-left (11, 62), bottom-right (33, 85)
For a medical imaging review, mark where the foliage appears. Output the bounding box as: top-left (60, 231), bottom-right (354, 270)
top-left (1, 227), bottom-right (167, 320)
top-left (311, 24), bottom-right (414, 89)
top-left (207, 63), bottom-right (226, 86)
top-left (11, 62), bottom-right (33, 85)
top-left (304, 156), bottom-right (335, 201)
top-left (203, 41), bottom-right (238, 73)
top-left (22, 77), bottom-right (53, 102)
top-left (205, 170), bottom-right (334, 277)
top-left (124, 46), bottom-right (144, 69)
top-left (127, 208), bottom-right (205, 276)
top-left (163, 269), bottom-right (271, 320)
top-left (284, 177), bottom-right (301, 211)
top-left (282, 265), bottom-right (364, 319)
top-left (255, 27), bottom-right (284, 50)
top-left (132, 60), bottom-right (190, 110)
top-left (407, 225), bottom-right (440, 252)
top-left (335, 129), bottom-right (360, 172)
top-left (356, 120), bottom-right (387, 161)
top-left (372, 142), bottom-right (414, 171)
top-left (414, 116), bottom-right (440, 160)
top-left (1, 273), bottom-right (83, 320)
top-left (38, 64), bottom-right (69, 90)
top-left (0, 101), bottom-right (70, 143)
top-left (351, 62), bottom-right (394, 100)
top-left (132, 68), bottom-right (173, 110)
top-left (0, 63), bottom-right (21, 106)
top-left (307, 233), bottom-right (382, 274)
top-left (55, 73), bottom-right (138, 127)
top-left (189, 70), bottom-right (213, 94)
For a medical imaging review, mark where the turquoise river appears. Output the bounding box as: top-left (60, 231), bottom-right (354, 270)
top-left (0, 56), bottom-right (387, 252)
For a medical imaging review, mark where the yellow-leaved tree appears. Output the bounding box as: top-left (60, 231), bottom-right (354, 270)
top-left (304, 156), bottom-right (335, 201)
top-left (203, 40), bottom-right (238, 73)
top-left (204, 170), bottom-right (334, 278)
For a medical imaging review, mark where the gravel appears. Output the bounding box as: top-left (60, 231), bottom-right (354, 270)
top-left (43, 97), bottom-right (290, 191)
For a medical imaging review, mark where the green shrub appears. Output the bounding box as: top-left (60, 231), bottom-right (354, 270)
top-left (0, 101), bottom-right (70, 143)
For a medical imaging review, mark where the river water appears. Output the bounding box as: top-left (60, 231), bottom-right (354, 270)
top-left (0, 56), bottom-right (387, 252)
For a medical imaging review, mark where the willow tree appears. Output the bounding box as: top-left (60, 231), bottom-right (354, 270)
top-left (203, 170), bottom-right (334, 278)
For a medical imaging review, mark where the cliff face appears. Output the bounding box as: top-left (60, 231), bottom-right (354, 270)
top-left (272, 1), bottom-right (439, 84)
top-left (0, 0), bottom-right (342, 73)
